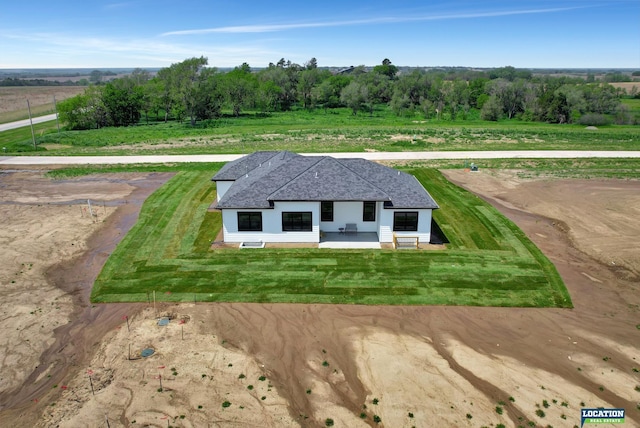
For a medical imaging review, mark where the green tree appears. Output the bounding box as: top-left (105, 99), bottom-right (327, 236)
top-left (102, 78), bottom-right (143, 126)
top-left (373, 58), bottom-right (399, 80)
top-left (224, 64), bottom-right (257, 116)
top-left (57, 86), bottom-right (107, 129)
top-left (193, 67), bottom-right (223, 120)
top-left (340, 81), bottom-right (368, 115)
top-left (480, 95), bottom-right (503, 121)
top-left (298, 68), bottom-right (320, 109)
top-left (162, 56), bottom-right (208, 125)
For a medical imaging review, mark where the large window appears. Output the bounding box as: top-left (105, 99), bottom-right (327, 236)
top-left (321, 201), bottom-right (334, 222)
top-left (363, 201), bottom-right (376, 222)
top-left (393, 212), bottom-right (418, 231)
top-left (282, 212), bottom-right (312, 231)
top-left (237, 212), bottom-right (262, 231)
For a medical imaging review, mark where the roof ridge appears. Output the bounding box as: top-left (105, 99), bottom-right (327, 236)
top-left (335, 158), bottom-right (392, 200)
top-left (265, 156), bottom-right (327, 200)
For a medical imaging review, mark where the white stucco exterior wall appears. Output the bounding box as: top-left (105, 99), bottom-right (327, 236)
top-left (378, 209), bottom-right (432, 243)
top-left (222, 201), bottom-right (320, 243)
top-left (215, 181), bottom-right (233, 202)
top-left (319, 201), bottom-right (379, 233)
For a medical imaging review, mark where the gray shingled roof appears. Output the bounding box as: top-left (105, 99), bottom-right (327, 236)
top-left (212, 151), bottom-right (438, 210)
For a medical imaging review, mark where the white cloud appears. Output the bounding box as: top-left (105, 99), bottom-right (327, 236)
top-left (161, 6), bottom-right (583, 36)
top-left (0, 31), bottom-right (278, 67)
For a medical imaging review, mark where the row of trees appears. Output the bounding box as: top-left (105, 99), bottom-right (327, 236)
top-left (58, 57), bottom-right (637, 130)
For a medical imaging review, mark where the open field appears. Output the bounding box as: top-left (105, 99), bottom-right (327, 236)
top-left (1, 107), bottom-right (639, 154)
top-left (0, 162), bottom-right (637, 427)
top-left (90, 168), bottom-right (569, 307)
top-left (0, 86), bottom-right (85, 124)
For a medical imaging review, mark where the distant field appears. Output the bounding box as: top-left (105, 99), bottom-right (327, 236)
top-left (91, 168), bottom-right (570, 307)
top-left (0, 86), bottom-right (85, 123)
top-left (610, 81), bottom-right (640, 94)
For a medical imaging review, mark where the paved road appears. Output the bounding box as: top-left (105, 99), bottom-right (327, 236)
top-left (1, 151), bottom-right (639, 165)
top-left (0, 114), bottom-right (58, 132)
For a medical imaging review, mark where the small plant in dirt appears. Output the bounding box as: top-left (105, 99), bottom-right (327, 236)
top-left (509, 396), bottom-right (516, 402)
top-left (201, 374), bottom-right (207, 378)
top-left (635, 385), bottom-right (640, 392)
top-left (542, 400), bottom-right (550, 408)
top-left (561, 401), bottom-right (569, 407)
top-left (306, 389), bottom-right (311, 394)
top-left (528, 421), bottom-right (535, 427)
top-left (561, 414), bottom-right (567, 419)
top-left (497, 424), bottom-right (506, 428)
top-left (598, 386), bottom-right (604, 391)
top-left (372, 398), bottom-right (379, 405)
top-left (197, 405), bottom-right (203, 409)
top-left (360, 412), bottom-right (367, 419)
top-left (157, 388), bottom-right (163, 392)
top-left (322, 361), bottom-right (329, 367)
top-left (373, 415), bottom-right (381, 423)
top-left (580, 401), bottom-right (585, 407)
top-left (259, 375), bottom-right (266, 381)
top-left (325, 418), bottom-right (334, 427)
top-left (261, 396), bottom-right (266, 400)
top-left (222, 401), bottom-right (231, 408)
top-left (247, 385), bottom-right (254, 390)
top-left (496, 406), bottom-right (504, 415)
top-left (632, 367), bottom-right (639, 373)
top-left (536, 409), bottom-right (546, 418)
top-left (603, 356), bottom-right (610, 361)
top-left (238, 373), bottom-right (245, 379)
top-left (408, 412), bottom-right (414, 418)
top-left (466, 413), bottom-right (473, 419)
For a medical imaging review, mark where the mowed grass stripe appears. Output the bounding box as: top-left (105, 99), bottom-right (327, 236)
top-left (92, 168), bottom-right (571, 307)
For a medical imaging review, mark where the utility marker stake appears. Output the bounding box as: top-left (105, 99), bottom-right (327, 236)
top-left (89, 375), bottom-right (95, 395)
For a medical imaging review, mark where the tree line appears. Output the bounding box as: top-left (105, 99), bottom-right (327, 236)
top-left (57, 57), bottom-right (638, 130)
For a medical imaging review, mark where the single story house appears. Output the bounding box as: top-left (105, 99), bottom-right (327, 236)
top-left (211, 151), bottom-right (439, 244)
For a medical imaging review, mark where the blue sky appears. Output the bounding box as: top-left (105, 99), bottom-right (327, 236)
top-left (1, 0), bottom-right (638, 69)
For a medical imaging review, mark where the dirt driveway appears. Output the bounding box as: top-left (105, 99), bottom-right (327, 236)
top-left (0, 167), bottom-right (638, 428)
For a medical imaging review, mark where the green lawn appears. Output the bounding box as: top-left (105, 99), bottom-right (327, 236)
top-left (91, 168), bottom-right (571, 307)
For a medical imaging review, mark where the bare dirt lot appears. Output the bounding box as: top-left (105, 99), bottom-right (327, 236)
top-left (0, 168), bottom-right (638, 428)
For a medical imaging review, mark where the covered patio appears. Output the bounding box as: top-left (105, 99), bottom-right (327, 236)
top-left (319, 232), bottom-right (381, 249)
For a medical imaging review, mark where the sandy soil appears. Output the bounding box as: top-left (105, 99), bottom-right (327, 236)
top-left (0, 168), bottom-right (638, 428)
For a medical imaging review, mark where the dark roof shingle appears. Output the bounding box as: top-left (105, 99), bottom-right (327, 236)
top-left (213, 151), bottom-right (438, 210)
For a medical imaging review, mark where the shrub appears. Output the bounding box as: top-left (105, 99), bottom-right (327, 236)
top-left (222, 401), bottom-right (231, 408)
top-left (578, 113), bottom-right (610, 126)
top-left (536, 409), bottom-right (545, 418)
top-left (373, 415), bottom-right (381, 423)
top-left (325, 418), bottom-right (334, 427)
top-left (496, 406), bottom-right (504, 415)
